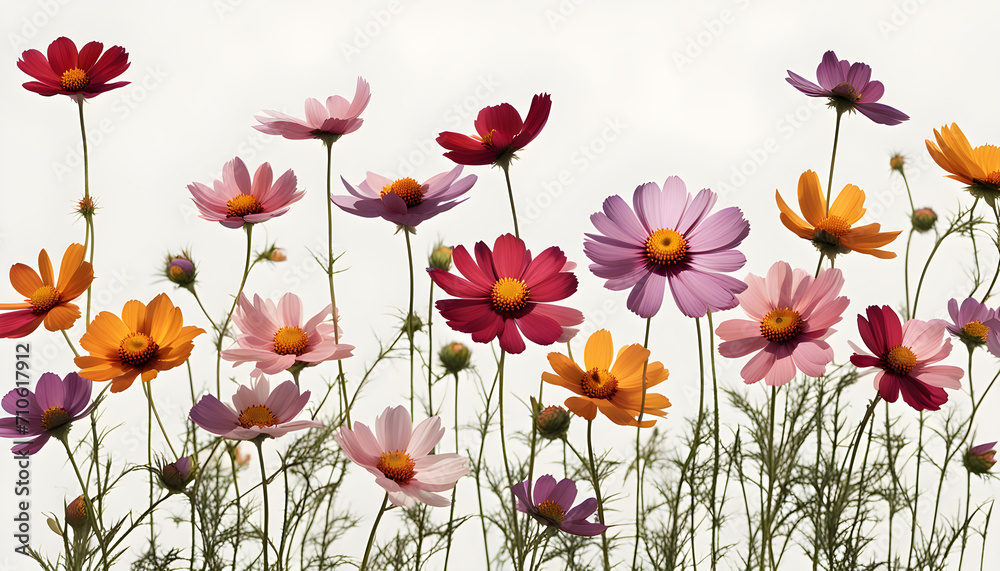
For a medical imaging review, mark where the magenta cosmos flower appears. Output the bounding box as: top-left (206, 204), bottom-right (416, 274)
top-left (428, 234), bottom-right (583, 354)
top-left (188, 157), bottom-right (304, 229)
top-left (254, 77), bottom-right (370, 144)
top-left (437, 93), bottom-right (551, 167)
top-left (849, 305), bottom-right (963, 411)
top-left (945, 297), bottom-right (1000, 355)
top-left (189, 376), bottom-right (322, 440)
top-left (221, 293), bottom-right (353, 376)
top-left (786, 50), bottom-right (908, 125)
top-left (335, 405), bottom-right (469, 507)
top-left (18, 37), bottom-right (129, 100)
top-left (512, 475), bottom-right (607, 537)
top-left (716, 262), bottom-right (849, 386)
top-left (0, 372), bottom-right (94, 455)
top-left (584, 177), bottom-right (750, 319)
top-left (333, 166), bottom-right (477, 227)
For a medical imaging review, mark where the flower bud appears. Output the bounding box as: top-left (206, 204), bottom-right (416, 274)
top-left (269, 248), bottom-right (286, 262)
top-left (158, 456), bottom-right (195, 493)
top-left (964, 441), bottom-right (997, 475)
top-left (234, 443), bottom-right (251, 468)
top-left (536, 404), bottom-right (571, 440)
top-left (439, 342), bottom-right (471, 375)
top-left (76, 196), bottom-right (98, 218)
top-left (165, 253), bottom-right (197, 287)
top-left (911, 208), bottom-right (937, 233)
top-left (66, 495), bottom-right (88, 531)
top-left (429, 246), bottom-right (453, 271)
top-left (889, 153), bottom-right (906, 173)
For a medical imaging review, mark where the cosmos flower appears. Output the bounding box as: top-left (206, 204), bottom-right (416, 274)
top-left (511, 475), bottom-right (607, 537)
top-left (187, 157), bottom-right (304, 229)
top-left (17, 37), bottom-right (129, 99)
top-left (0, 243), bottom-right (93, 338)
top-left (189, 375), bottom-right (322, 440)
top-left (157, 456), bottom-right (195, 493)
top-left (437, 93), bottom-right (551, 167)
top-left (0, 372), bottom-right (95, 455)
top-left (945, 297), bottom-right (1000, 355)
top-left (333, 166), bottom-right (477, 227)
top-left (254, 77), bottom-right (370, 144)
top-left (965, 441), bottom-right (997, 474)
top-left (925, 123), bottom-right (1000, 205)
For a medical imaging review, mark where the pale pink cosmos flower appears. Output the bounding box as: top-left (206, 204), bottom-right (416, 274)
top-left (189, 375), bottom-right (322, 440)
top-left (188, 157), bottom-right (304, 229)
top-left (335, 405), bottom-right (469, 507)
top-left (334, 166), bottom-right (477, 228)
top-left (222, 293), bottom-right (353, 376)
top-left (254, 77), bottom-right (370, 143)
top-left (716, 262), bottom-right (849, 386)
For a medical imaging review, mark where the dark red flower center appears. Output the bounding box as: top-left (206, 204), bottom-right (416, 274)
top-left (380, 177), bottom-right (424, 207)
top-left (536, 499), bottom-right (566, 524)
top-left (377, 449), bottom-right (416, 484)
top-left (30, 285), bottom-right (61, 314)
top-left (759, 308), bottom-right (803, 343)
top-left (118, 333), bottom-right (159, 366)
top-left (60, 68), bottom-right (90, 92)
top-left (884, 345), bottom-right (916, 376)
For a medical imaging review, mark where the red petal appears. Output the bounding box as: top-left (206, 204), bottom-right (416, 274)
top-left (17, 49), bottom-right (59, 83)
top-left (47, 37), bottom-right (78, 74)
top-left (474, 102), bottom-right (523, 139)
top-left (78, 41), bottom-right (103, 70)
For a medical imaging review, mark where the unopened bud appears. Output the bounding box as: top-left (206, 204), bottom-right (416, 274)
top-left (536, 404), bottom-right (571, 440)
top-left (269, 248), bottom-right (286, 262)
top-left (911, 208), bottom-right (937, 233)
top-left (165, 253), bottom-right (197, 287)
top-left (439, 342), bottom-right (471, 375)
top-left (964, 441), bottom-right (997, 475)
top-left (76, 196), bottom-right (97, 218)
top-left (429, 246), bottom-right (453, 271)
top-left (66, 496), bottom-right (88, 530)
top-left (159, 457), bottom-right (195, 493)
top-left (889, 153), bottom-right (905, 173)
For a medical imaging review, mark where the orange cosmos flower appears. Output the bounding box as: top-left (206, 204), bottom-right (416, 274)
top-left (776, 170), bottom-right (900, 260)
top-left (925, 123), bottom-right (1000, 204)
top-left (75, 293), bottom-right (204, 393)
top-left (0, 244), bottom-right (93, 338)
top-left (542, 329), bottom-right (670, 427)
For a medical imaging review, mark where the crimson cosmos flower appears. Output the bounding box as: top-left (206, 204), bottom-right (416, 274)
top-left (18, 37), bottom-right (129, 100)
top-left (436, 93), bottom-right (551, 167)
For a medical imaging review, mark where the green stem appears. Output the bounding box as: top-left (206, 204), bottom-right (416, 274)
top-left (631, 317), bottom-right (652, 571)
top-left (443, 372), bottom-right (460, 571)
top-left (323, 142), bottom-right (351, 426)
top-left (498, 350), bottom-right (524, 563)
top-left (76, 98), bottom-right (95, 325)
top-left (904, 228), bottom-right (914, 319)
top-left (899, 168), bottom-right (916, 215)
top-left (147, 378), bottom-right (155, 548)
top-left (143, 382), bottom-right (179, 459)
top-left (216, 224), bottom-right (254, 396)
top-left (824, 109), bottom-right (844, 216)
top-left (61, 329), bottom-right (80, 358)
top-left (255, 439), bottom-right (270, 571)
top-left (906, 413), bottom-right (924, 570)
top-left (59, 435), bottom-right (110, 570)
top-left (587, 420), bottom-right (611, 571)
top-left (762, 385), bottom-right (777, 571)
top-left (404, 230), bottom-right (416, 418)
top-left (501, 164), bottom-right (520, 239)
top-left (359, 493), bottom-right (389, 571)
top-left (707, 311), bottom-right (721, 569)
top-left (189, 287), bottom-right (219, 334)
top-left (427, 282), bottom-right (435, 416)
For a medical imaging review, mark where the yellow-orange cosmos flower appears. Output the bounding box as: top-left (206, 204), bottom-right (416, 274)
top-left (542, 329), bottom-right (670, 427)
top-left (925, 123), bottom-right (1000, 204)
top-left (776, 170), bottom-right (900, 260)
top-left (75, 293), bottom-right (204, 393)
top-left (0, 244), bottom-right (93, 338)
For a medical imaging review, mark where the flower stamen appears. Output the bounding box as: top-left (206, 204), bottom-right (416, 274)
top-left (645, 228), bottom-right (688, 267)
top-left (238, 404), bottom-right (279, 429)
top-left (60, 68), bottom-right (90, 92)
top-left (536, 499), bottom-right (566, 524)
top-left (885, 345), bottom-right (917, 376)
top-left (30, 285), bottom-right (60, 314)
top-left (380, 178), bottom-right (425, 207)
top-left (41, 406), bottom-right (70, 431)
top-left (491, 277), bottom-right (529, 313)
top-left (580, 367), bottom-right (619, 400)
top-left (273, 326), bottom-right (309, 356)
top-left (377, 449), bottom-right (416, 484)
top-left (760, 308), bottom-right (803, 343)
top-left (118, 333), bottom-right (159, 366)
top-left (963, 320), bottom-right (990, 343)
top-left (226, 194), bottom-right (264, 218)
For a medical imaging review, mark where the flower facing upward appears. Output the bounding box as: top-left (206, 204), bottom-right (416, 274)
top-left (543, 329), bottom-right (670, 427)
top-left (189, 375), bottom-right (322, 440)
top-left (584, 177), bottom-right (750, 318)
top-left (512, 475), bottom-right (607, 537)
top-left (437, 93), bottom-right (551, 168)
top-left (188, 157), bottom-right (304, 229)
top-left (925, 124), bottom-right (1000, 204)
top-left (716, 262), bottom-right (849, 386)
top-left (254, 77), bottom-right (370, 144)
top-left (0, 244), bottom-right (94, 338)
top-left (945, 297), bottom-right (1000, 355)
top-left (849, 305), bottom-right (963, 412)
top-left (785, 50), bottom-right (908, 125)
top-left (75, 293), bottom-right (205, 393)
top-left (776, 170), bottom-right (900, 260)
top-left (428, 234), bottom-right (583, 354)
top-left (221, 293), bottom-right (353, 376)
top-left (18, 37), bottom-right (130, 99)
top-left (0, 372), bottom-right (94, 455)
top-left (335, 405), bottom-right (469, 507)
top-left (333, 166), bottom-right (477, 227)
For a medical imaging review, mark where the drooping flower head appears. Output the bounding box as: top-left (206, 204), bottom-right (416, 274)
top-left (157, 456), bottom-right (195, 493)
top-left (945, 297), bottom-right (1000, 355)
top-left (18, 37), bottom-right (129, 100)
top-left (785, 50), bottom-right (908, 125)
top-left (254, 77), bottom-right (370, 145)
top-left (543, 329), bottom-right (670, 426)
top-left (428, 234), bottom-right (583, 354)
top-left (776, 170), bottom-right (900, 260)
top-left (716, 262), bottom-right (849, 386)
top-left (511, 475), bottom-right (608, 537)
top-left (334, 166), bottom-right (477, 227)
top-left (584, 177), bottom-right (750, 318)
top-left (0, 243), bottom-right (94, 338)
top-left (335, 405), bottom-right (469, 507)
top-left (189, 375), bottom-right (322, 440)
top-left (221, 293), bottom-right (353, 376)
top-left (925, 124), bottom-right (1000, 205)
top-left (0, 372), bottom-right (94, 455)
top-left (437, 93), bottom-right (551, 168)
top-left (965, 441), bottom-right (997, 475)
top-left (849, 305), bottom-right (963, 411)
top-left (75, 293), bottom-right (205, 393)
top-left (188, 157), bottom-right (304, 229)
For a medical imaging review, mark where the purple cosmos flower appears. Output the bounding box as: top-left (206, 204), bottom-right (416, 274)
top-left (511, 475), bottom-right (607, 537)
top-left (0, 372), bottom-right (95, 455)
top-left (333, 166), bottom-right (477, 227)
top-left (945, 297), bottom-right (1000, 355)
top-left (189, 376), bottom-right (323, 440)
top-left (786, 50), bottom-right (909, 125)
top-left (584, 177), bottom-right (750, 318)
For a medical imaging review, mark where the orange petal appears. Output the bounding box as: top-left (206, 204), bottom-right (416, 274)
top-left (42, 303), bottom-right (80, 331)
top-left (584, 329), bottom-right (614, 372)
top-left (542, 371), bottom-right (583, 395)
top-left (829, 184), bottom-right (866, 224)
top-left (564, 396), bottom-right (597, 421)
top-left (121, 299), bottom-right (149, 333)
top-left (0, 302), bottom-right (31, 310)
top-left (10, 264), bottom-right (43, 298)
top-left (37, 249), bottom-right (54, 286)
top-left (80, 311), bottom-right (130, 357)
top-left (55, 244), bottom-right (86, 292)
top-left (592, 399), bottom-right (640, 426)
top-left (110, 369), bottom-right (141, 393)
top-left (546, 352), bottom-right (585, 385)
top-left (148, 294), bottom-right (180, 344)
top-left (609, 344), bottom-right (651, 385)
top-left (796, 170), bottom-right (827, 227)
top-left (775, 192), bottom-right (814, 239)
top-left (60, 261), bottom-right (94, 301)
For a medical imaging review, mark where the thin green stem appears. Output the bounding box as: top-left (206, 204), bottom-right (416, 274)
top-left (255, 439), bottom-right (270, 571)
top-left (631, 317), bottom-right (652, 571)
top-left (587, 420), bottom-right (612, 571)
top-left (143, 382), bottom-right (179, 459)
top-left (900, 168), bottom-right (916, 215)
top-left (842, 393), bottom-right (882, 490)
top-left (360, 493), bottom-right (389, 571)
top-left (61, 329), bottom-right (80, 358)
top-left (443, 372), bottom-right (460, 571)
top-left (216, 224), bottom-right (254, 396)
top-left (497, 350), bottom-right (524, 564)
top-left (323, 142), bottom-right (351, 426)
top-left (824, 110), bottom-right (844, 216)
top-left (762, 385), bottom-right (777, 571)
top-left (404, 230), bottom-right (416, 418)
top-left (707, 311), bottom-right (721, 570)
top-left (189, 287), bottom-right (219, 334)
top-left (427, 282), bottom-right (435, 416)
top-left (76, 98), bottom-right (95, 325)
top-left (907, 412), bottom-right (924, 569)
top-left (59, 436), bottom-right (110, 570)
top-left (904, 228), bottom-right (915, 319)
top-left (913, 227), bottom-right (960, 317)
top-left (501, 164), bottom-right (520, 239)
top-left (147, 378), bottom-right (155, 547)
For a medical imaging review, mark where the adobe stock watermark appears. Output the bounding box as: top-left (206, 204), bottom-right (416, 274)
top-left (877, 0), bottom-right (930, 40)
top-left (6, 0), bottom-right (72, 52)
top-left (341, 0), bottom-right (405, 62)
top-left (11, 342), bottom-right (32, 558)
top-left (672, 0), bottom-right (752, 72)
top-left (543, 0), bottom-right (586, 30)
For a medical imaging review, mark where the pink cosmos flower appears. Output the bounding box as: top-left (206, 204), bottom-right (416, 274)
top-left (188, 157), bottom-right (304, 229)
top-left (945, 297), bottom-right (1000, 355)
top-left (221, 293), bottom-right (353, 376)
top-left (511, 475), bottom-right (607, 537)
top-left (18, 37), bottom-right (129, 99)
top-left (428, 234), bottom-right (583, 354)
top-left (188, 376), bottom-right (322, 440)
top-left (786, 50), bottom-right (908, 125)
top-left (437, 93), bottom-right (551, 167)
top-left (0, 372), bottom-right (94, 455)
top-left (335, 405), bottom-right (469, 507)
top-left (254, 77), bottom-right (370, 143)
top-left (584, 177), bottom-right (750, 319)
top-left (333, 166), bottom-right (477, 227)
top-left (849, 305), bottom-right (963, 411)
top-left (716, 262), bottom-right (849, 386)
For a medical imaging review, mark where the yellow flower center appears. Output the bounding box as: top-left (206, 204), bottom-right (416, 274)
top-left (759, 308), bottom-right (803, 343)
top-left (41, 406), bottom-right (70, 431)
top-left (645, 228), bottom-right (689, 267)
top-left (580, 367), bottom-right (619, 400)
top-left (974, 171), bottom-right (1000, 187)
top-left (238, 404), bottom-right (279, 429)
top-left (376, 449), bottom-right (416, 484)
top-left (491, 277), bottom-right (529, 313)
top-left (226, 194), bottom-right (264, 218)
top-left (814, 215), bottom-right (852, 239)
top-left (536, 499), bottom-right (566, 524)
top-left (478, 129), bottom-right (497, 150)
top-left (60, 68), bottom-right (90, 92)
top-left (118, 333), bottom-right (159, 366)
top-left (29, 285), bottom-right (60, 314)
top-left (963, 321), bottom-right (990, 342)
top-left (380, 177), bottom-right (425, 207)
top-left (273, 326), bottom-right (309, 356)
top-left (885, 345), bottom-right (916, 376)
top-left (169, 265), bottom-right (188, 279)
